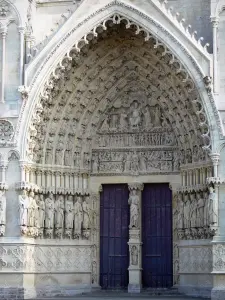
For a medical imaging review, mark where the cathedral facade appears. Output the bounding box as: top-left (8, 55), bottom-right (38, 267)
top-left (0, 0), bottom-right (225, 299)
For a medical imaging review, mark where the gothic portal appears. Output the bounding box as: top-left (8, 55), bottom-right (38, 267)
top-left (0, 0), bottom-right (225, 299)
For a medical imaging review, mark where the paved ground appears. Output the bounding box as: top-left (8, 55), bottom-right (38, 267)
top-left (34, 291), bottom-right (208, 300)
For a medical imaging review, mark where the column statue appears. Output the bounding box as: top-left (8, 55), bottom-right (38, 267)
top-left (45, 192), bottom-right (54, 230)
top-left (28, 191), bottom-right (37, 229)
top-left (74, 196), bottom-right (83, 238)
top-left (128, 189), bottom-right (139, 229)
top-left (65, 195), bottom-right (74, 229)
top-left (131, 245), bottom-right (138, 266)
top-left (19, 190), bottom-right (29, 227)
top-left (55, 195), bottom-right (64, 229)
top-left (83, 196), bottom-right (91, 230)
top-left (0, 190), bottom-right (6, 236)
top-left (196, 192), bottom-right (205, 228)
top-left (36, 194), bottom-right (45, 229)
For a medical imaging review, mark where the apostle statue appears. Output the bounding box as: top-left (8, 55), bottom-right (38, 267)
top-left (83, 196), bottom-right (91, 230)
top-left (28, 191), bottom-right (38, 228)
top-left (0, 190), bottom-right (6, 236)
top-left (0, 190), bottom-right (6, 226)
top-left (36, 194), bottom-right (45, 229)
top-left (45, 192), bottom-right (54, 229)
top-left (19, 190), bottom-right (29, 227)
top-left (207, 186), bottom-right (217, 226)
top-left (128, 190), bottom-right (139, 229)
top-left (55, 195), bottom-right (64, 229)
top-left (74, 196), bottom-right (83, 238)
top-left (196, 192), bottom-right (205, 228)
top-left (65, 195), bottom-right (74, 229)
top-left (176, 193), bottom-right (184, 230)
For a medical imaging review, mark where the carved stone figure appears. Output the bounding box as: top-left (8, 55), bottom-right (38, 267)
top-left (0, 190), bottom-right (6, 226)
top-left (139, 154), bottom-right (147, 171)
top-left (36, 194), bottom-right (45, 228)
top-left (154, 105), bottom-right (162, 127)
top-left (189, 193), bottom-right (197, 228)
top-left (74, 196), bottom-right (83, 238)
top-left (19, 190), bottom-right (29, 227)
top-left (124, 152), bottom-right (131, 172)
top-left (119, 109), bottom-right (128, 130)
top-left (131, 245), bottom-right (138, 266)
top-left (74, 152), bottom-right (81, 168)
top-left (183, 194), bottom-right (190, 229)
top-left (55, 150), bottom-right (63, 165)
top-left (207, 187), bottom-right (217, 225)
top-left (101, 115), bottom-right (110, 131)
top-left (65, 196), bottom-right (74, 229)
top-left (45, 150), bottom-right (53, 164)
top-left (64, 150), bottom-right (71, 166)
top-left (55, 195), bottom-right (64, 229)
top-left (177, 193), bottom-right (184, 230)
top-left (128, 190), bottom-right (139, 229)
top-left (28, 191), bottom-right (37, 228)
top-left (83, 196), bottom-right (91, 230)
top-left (131, 152), bottom-right (139, 173)
top-left (143, 105), bottom-right (152, 128)
top-left (45, 193), bottom-right (54, 229)
top-left (129, 101), bottom-right (141, 128)
top-left (92, 156), bottom-right (99, 173)
top-left (196, 192), bottom-right (205, 227)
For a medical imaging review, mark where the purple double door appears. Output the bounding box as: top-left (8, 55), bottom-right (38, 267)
top-left (142, 183), bottom-right (173, 288)
top-left (100, 184), bottom-right (129, 289)
top-left (100, 183), bottom-right (173, 290)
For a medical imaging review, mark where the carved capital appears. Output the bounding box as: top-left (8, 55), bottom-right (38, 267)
top-left (209, 153), bottom-right (220, 166)
top-left (211, 16), bottom-right (219, 28)
top-left (128, 183), bottom-right (144, 191)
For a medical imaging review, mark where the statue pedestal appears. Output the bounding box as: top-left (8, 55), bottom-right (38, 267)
top-left (128, 266), bottom-right (142, 293)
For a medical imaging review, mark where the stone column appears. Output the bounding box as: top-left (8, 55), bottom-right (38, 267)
top-left (0, 26), bottom-right (7, 103)
top-left (128, 183), bottom-right (143, 293)
top-left (211, 17), bottom-right (219, 94)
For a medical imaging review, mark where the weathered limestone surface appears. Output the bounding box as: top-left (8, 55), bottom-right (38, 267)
top-left (0, 0), bottom-right (225, 299)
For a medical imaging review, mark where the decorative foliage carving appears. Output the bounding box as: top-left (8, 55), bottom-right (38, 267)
top-left (0, 120), bottom-right (14, 145)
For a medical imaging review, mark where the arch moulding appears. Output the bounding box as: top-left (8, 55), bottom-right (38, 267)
top-left (17, 0), bottom-right (222, 159)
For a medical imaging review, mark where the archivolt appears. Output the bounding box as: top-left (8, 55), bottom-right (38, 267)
top-left (23, 13), bottom-right (212, 168)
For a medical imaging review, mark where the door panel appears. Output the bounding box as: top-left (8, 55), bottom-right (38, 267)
top-left (142, 183), bottom-right (173, 288)
top-left (100, 184), bottom-right (129, 289)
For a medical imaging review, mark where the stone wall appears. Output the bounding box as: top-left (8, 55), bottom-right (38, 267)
top-left (179, 240), bottom-right (213, 298)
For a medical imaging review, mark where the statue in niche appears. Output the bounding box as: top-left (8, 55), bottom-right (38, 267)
top-left (128, 190), bottom-right (139, 229)
top-left (139, 154), bottom-right (147, 172)
top-left (19, 190), bottom-right (29, 227)
top-left (183, 194), bottom-right (191, 229)
top-left (55, 150), bottom-right (63, 165)
top-left (207, 187), bottom-right (217, 225)
top-left (45, 150), bottom-right (53, 164)
top-left (83, 196), bottom-right (91, 230)
top-left (73, 152), bottom-right (81, 168)
top-left (45, 193), bottom-right (54, 229)
top-left (74, 196), bottom-right (83, 238)
top-left (92, 156), bottom-right (99, 173)
top-left (189, 193), bottom-right (197, 228)
top-left (101, 115), bottom-right (110, 131)
top-left (129, 101), bottom-right (141, 128)
top-left (186, 149), bottom-right (192, 164)
top-left (0, 190), bottom-right (6, 226)
top-left (111, 114), bottom-right (118, 130)
top-left (65, 196), bottom-right (74, 229)
top-left (55, 195), bottom-right (64, 229)
top-left (119, 108), bottom-right (128, 130)
top-left (143, 105), bottom-right (152, 128)
top-left (176, 193), bottom-right (184, 230)
top-left (64, 150), bottom-right (71, 166)
top-left (36, 194), bottom-right (45, 228)
top-left (131, 245), bottom-right (138, 266)
top-left (131, 152), bottom-right (139, 173)
top-left (124, 153), bottom-right (131, 172)
top-left (196, 192), bottom-right (205, 228)
top-left (28, 191), bottom-right (37, 228)
top-left (153, 105), bottom-right (162, 127)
